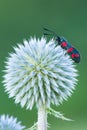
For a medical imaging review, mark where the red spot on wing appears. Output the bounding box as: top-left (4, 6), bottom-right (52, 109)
top-left (74, 54), bottom-right (79, 58)
top-left (71, 53), bottom-right (79, 58)
top-left (67, 47), bottom-right (74, 53)
top-left (71, 54), bottom-right (75, 58)
top-left (61, 42), bottom-right (67, 47)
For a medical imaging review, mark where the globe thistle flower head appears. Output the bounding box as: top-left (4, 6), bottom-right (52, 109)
top-left (0, 115), bottom-right (25, 130)
top-left (3, 37), bottom-right (78, 110)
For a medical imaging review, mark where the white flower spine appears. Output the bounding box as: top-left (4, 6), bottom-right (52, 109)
top-left (3, 37), bottom-right (78, 110)
top-left (0, 115), bottom-right (25, 130)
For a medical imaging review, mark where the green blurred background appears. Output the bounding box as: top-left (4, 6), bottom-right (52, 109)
top-left (0, 0), bottom-right (87, 129)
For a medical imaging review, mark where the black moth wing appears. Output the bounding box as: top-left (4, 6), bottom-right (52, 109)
top-left (71, 48), bottom-right (80, 63)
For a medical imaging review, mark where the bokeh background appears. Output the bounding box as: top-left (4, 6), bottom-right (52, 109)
top-left (0, 0), bottom-right (87, 130)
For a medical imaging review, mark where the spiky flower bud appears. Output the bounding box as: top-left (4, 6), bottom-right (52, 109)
top-left (3, 37), bottom-right (78, 110)
top-left (0, 115), bottom-right (25, 130)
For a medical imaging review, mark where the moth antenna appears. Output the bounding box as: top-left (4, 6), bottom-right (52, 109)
top-left (43, 27), bottom-right (60, 38)
top-left (44, 33), bottom-right (53, 36)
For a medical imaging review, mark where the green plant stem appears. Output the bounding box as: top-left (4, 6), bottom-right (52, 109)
top-left (37, 105), bottom-right (47, 130)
